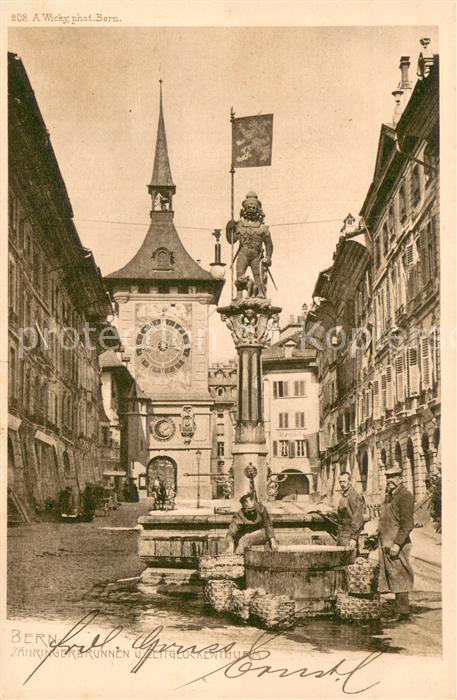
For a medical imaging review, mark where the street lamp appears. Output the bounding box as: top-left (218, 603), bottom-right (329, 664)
top-left (196, 449), bottom-right (202, 509)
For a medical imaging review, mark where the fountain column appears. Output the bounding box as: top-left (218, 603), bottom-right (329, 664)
top-left (218, 298), bottom-right (281, 500)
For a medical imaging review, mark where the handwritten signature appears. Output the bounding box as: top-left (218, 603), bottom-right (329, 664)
top-left (23, 609), bottom-right (383, 694)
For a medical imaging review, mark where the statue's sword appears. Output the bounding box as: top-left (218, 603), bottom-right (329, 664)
top-left (263, 260), bottom-right (278, 291)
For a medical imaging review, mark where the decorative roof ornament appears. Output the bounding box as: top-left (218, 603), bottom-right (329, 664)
top-left (340, 213), bottom-right (358, 236)
top-left (417, 38), bottom-right (435, 80)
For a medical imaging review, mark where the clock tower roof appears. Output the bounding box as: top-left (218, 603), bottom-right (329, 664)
top-left (105, 212), bottom-right (218, 284)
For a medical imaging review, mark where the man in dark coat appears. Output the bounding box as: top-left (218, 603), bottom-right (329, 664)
top-left (336, 471), bottom-right (365, 549)
top-left (378, 465), bottom-right (415, 619)
top-left (226, 493), bottom-right (278, 554)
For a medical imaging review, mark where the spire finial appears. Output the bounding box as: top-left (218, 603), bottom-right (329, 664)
top-left (148, 78), bottom-right (176, 215)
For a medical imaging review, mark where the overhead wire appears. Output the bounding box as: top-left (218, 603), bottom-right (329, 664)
top-left (62, 216), bottom-right (344, 230)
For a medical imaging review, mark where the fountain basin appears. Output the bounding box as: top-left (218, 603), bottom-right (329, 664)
top-left (245, 545), bottom-right (355, 616)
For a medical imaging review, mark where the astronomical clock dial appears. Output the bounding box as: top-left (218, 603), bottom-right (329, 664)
top-left (136, 318), bottom-right (191, 374)
top-left (151, 417), bottom-right (176, 441)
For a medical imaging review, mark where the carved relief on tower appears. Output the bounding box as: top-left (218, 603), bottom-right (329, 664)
top-left (180, 405), bottom-right (196, 444)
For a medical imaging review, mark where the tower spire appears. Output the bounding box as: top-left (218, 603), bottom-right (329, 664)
top-left (148, 79), bottom-right (176, 214)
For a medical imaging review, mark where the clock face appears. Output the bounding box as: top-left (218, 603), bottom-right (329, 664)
top-left (136, 318), bottom-right (190, 374)
top-left (151, 417), bottom-right (176, 441)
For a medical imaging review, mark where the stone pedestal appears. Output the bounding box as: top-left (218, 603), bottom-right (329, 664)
top-left (218, 297), bottom-right (281, 501)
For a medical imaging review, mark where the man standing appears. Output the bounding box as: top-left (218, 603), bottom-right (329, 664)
top-left (378, 465), bottom-right (415, 619)
top-left (226, 493), bottom-right (278, 554)
top-left (336, 471), bottom-right (365, 549)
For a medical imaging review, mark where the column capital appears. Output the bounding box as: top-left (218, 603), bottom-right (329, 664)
top-left (217, 298), bottom-right (282, 349)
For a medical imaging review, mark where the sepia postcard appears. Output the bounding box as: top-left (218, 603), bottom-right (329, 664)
top-left (1, 2), bottom-right (456, 699)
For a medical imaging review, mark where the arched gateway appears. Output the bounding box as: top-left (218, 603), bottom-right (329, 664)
top-left (277, 469), bottom-right (310, 499)
top-left (147, 456), bottom-right (177, 496)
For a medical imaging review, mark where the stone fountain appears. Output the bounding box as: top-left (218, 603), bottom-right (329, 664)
top-left (137, 191), bottom-right (336, 593)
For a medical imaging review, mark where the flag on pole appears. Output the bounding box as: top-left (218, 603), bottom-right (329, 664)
top-left (232, 114), bottom-right (273, 168)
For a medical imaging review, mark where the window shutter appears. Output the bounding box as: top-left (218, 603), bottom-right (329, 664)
top-left (386, 278), bottom-right (391, 319)
top-left (381, 374), bottom-right (387, 415)
top-left (284, 382), bottom-right (289, 397)
top-left (373, 379), bottom-right (380, 419)
top-left (395, 355), bottom-right (405, 402)
top-left (405, 243), bottom-right (414, 268)
top-left (431, 330), bottom-right (440, 385)
top-left (386, 365), bottom-right (394, 409)
top-left (273, 441), bottom-right (278, 457)
top-left (421, 337), bottom-right (431, 389)
top-left (273, 382), bottom-right (278, 399)
top-left (407, 347), bottom-right (419, 396)
top-left (289, 441), bottom-right (295, 459)
top-left (284, 413), bottom-right (289, 429)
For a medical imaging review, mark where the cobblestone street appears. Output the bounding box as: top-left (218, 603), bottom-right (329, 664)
top-left (8, 502), bottom-right (442, 657)
top-left (7, 501), bottom-right (151, 621)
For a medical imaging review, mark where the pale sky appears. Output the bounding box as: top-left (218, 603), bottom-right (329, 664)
top-left (9, 26), bottom-right (438, 359)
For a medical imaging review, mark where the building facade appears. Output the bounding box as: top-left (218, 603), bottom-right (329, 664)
top-left (208, 360), bottom-right (237, 497)
top-left (8, 53), bottom-right (112, 522)
top-left (105, 85), bottom-right (224, 500)
top-left (262, 320), bottom-right (320, 499)
top-left (308, 41), bottom-right (440, 509)
top-left (98, 348), bottom-right (138, 492)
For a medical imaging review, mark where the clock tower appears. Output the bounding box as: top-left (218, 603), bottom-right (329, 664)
top-left (105, 83), bottom-right (224, 500)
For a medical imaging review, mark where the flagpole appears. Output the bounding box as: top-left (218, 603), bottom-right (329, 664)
top-left (230, 107), bottom-right (235, 300)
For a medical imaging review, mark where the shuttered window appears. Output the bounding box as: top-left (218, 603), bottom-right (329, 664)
top-left (295, 412), bottom-right (305, 428)
top-left (407, 347), bottom-right (419, 396)
top-left (273, 381), bottom-right (289, 398)
top-left (386, 365), bottom-right (394, 409)
top-left (405, 243), bottom-right (414, 268)
top-left (279, 412), bottom-right (289, 428)
top-left (419, 228), bottom-right (429, 284)
top-left (296, 440), bottom-right (308, 457)
top-left (381, 374), bottom-right (387, 415)
top-left (421, 337), bottom-right (431, 389)
top-left (385, 278), bottom-right (391, 319)
top-left (373, 379), bottom-right (380, 419)
top-left (395, 355), bottom-right (405, 403)
top-left (431, 329), bottom-right (440, 384)
top-left (273, 441), bottom-right (278, 457)
top-left (294, 381), bottom-right (305, 396)
top-left (280, 440), bottom-right (289, 457)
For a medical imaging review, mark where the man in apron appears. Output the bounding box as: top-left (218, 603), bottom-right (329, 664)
top-left (378, 465), bottom-right (415, 619)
